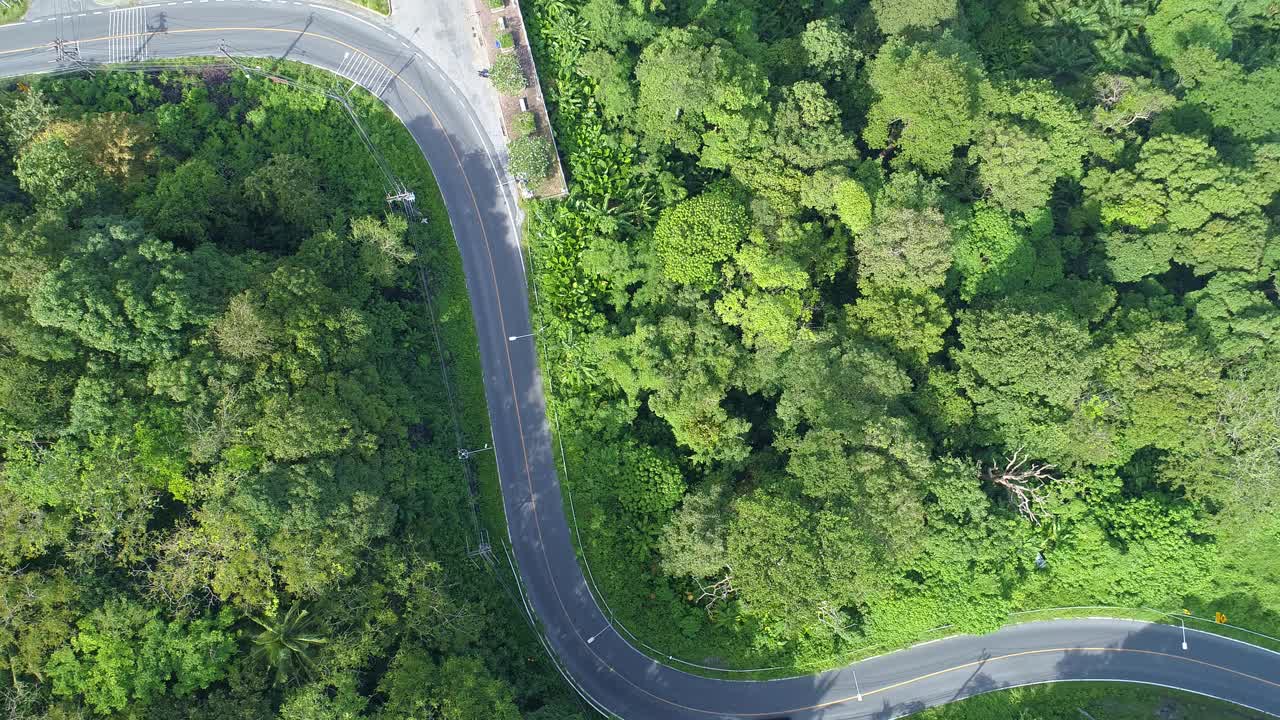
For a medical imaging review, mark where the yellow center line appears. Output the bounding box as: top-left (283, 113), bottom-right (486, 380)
top-left (4, 23), bottom-right (1277, 720)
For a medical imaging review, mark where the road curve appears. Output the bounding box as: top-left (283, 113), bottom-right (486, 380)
top-left (2, 7), bottom-right (1278, 719)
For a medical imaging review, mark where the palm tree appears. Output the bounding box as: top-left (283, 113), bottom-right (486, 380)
top-left (248, 601), bottom-right (328, 686)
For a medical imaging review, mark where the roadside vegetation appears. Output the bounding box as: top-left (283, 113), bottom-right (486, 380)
top-left (349, 0), bottom-right (390, 15)
top-left (0, 67), bottom-right (583, 719)
top-left (909, 682), bottom-right (1267, 719)
top-left (521, 0), bottom-right (1280, 672)
top-left (0, 0), bottom-right (26, 25)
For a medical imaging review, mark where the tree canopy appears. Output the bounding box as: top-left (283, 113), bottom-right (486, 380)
top-left (519, 0), bottom-right (1280, 674)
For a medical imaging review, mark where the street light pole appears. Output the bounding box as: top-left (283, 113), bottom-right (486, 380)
top-left (586, 624), bottom-right (610, 644)
top-left (458, 444), bottom-right (492, 460)
top-left (852, 663), bottom-right (863, 702)
top-left (1181, 619), bottom-right (1188, 651)
top-left (507, 332), bottom-right (536, 341)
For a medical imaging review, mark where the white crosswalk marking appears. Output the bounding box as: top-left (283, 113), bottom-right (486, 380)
top-left (107, 7), bottom-right (147, 63)
top-left (334, 49), bottom-right (394, 98)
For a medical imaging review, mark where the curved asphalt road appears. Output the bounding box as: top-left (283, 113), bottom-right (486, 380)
top-left (2, 7), bottom-right (1278, 718)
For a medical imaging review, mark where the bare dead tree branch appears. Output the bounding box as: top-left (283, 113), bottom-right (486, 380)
top-left (984, 448), bottom-right (1069, 524)
top-left (695, 569), bottom-right (735, 616)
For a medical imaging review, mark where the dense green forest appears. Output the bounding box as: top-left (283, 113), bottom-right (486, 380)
top-left (0, 68), bottom-right (584, 719)
top-left (522, 0), bottom-right (1280, 669)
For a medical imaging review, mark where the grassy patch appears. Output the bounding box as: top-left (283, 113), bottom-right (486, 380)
top-left (908, 682), bottom-right (1267, 719)
top-left (0, 0), bottom-right (28, 24)
top-left (346, 0), bottom-right (390, 14)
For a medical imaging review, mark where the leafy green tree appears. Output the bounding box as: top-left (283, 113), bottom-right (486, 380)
top-left (46, 600), bottom-right (234, 714)
top-left (579, 0), bottom-right (655, 52)
top-left (242, 153), bottom-right (324, 229)
top-left (1185, 272), bottom-right (1280, 361)
top-left (1083, 134), bottom-right (1272, 280)
top-left (28, 221), bottom-right (213, 363)
top-left (770, 82), bottom-right (859, 171)
top-left (974, 81), bottom-right (1096, 216)
top-left (15, 133), bottom-right (103, 211)
top-left (1, 87), bottom-right (53, 148)
top-left (953, 290), bottom-right (1109, 464)
top-left (1174, 47), bottom-right (1280, 141)
top-left (870, 0), bottom-right (957, 35)
top-left (848, 289), bottom-right (951, 368)
top-left (652, 184), bottom-right (750, 287)
top-left (1145, 0), bottom-right (1232, 61)
top-left (973, 123), bottom-right (1058, 216)
top-left (137, 158), bottom-right (235, 243)
top-left (855, 206), bottom-right (953, 293)
top-left (833, 179), bottom-right (872, 234)
top-left (489, 54), bottom-right (526, 96)
top-left (715, 287), bottom-right (809, 350)
top-left (1097, 288), bottom-right (1222, 459)
top-left (212, 291), bottom-right (275, 360)
top-left (351, 214), bottom-right (414, 283)
top-left (658, 481), bottom-right (730, 579)
top-left (800, 18), bottom-right (861, 80)
top-left (614, 441), bottom-right (686, 514)
top-left (634, 27), bottom-right (768, 153)
top-left (864, 37), bottom-right (985, 173)
top-left (952, 204), bottom-right (1036, 300)
top-left (378, 651), bottom-right (520, 720)
top-left (508, 135), bottom-right (553, 182)
top-left (603, 313), bottom-right (749, 465)
top-left (702, 82), bottom-right (856, 216)
top-left (0, 569), bottom-right (78, 683)
top-left (577, 50), bottom-right (635, 121)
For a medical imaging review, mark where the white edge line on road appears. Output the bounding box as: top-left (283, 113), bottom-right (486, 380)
top-left (929, 679), bottom-right (1280, 720)
top-left (1185, 625), bottom-right (1280, 660)
top-left (309, 3), bottom-right (383, 34)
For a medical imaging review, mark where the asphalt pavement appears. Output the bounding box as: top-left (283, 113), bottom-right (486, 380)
top-left (0, 6), bottom-right (1277, 719)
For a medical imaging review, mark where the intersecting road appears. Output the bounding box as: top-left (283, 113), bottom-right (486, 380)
top-left (1, 5), bottom-right (1277, 718)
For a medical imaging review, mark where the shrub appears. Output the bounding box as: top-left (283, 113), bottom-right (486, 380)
top-left (653, 184), bottom-right (750, 287)
top-left (490, 54), bottom-right (526, 96)
top-left (497, 32), bottom-right (515, 49)
top-left (512, 111), bottom-right (536, 138)
top-left (487, 0), bottom-right (503, 8)
top-left (508, 135), bottom-right (552, 182)
top-left (615, 443), bottom-right (686, 515)
top-left (833, 179), bottom-right (872, 235)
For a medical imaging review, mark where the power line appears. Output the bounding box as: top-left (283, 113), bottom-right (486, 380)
top-left (219, 42), bottom-right (424, 221)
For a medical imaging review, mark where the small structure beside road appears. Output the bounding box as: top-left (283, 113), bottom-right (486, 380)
top-left (471, 0), bottom-right (567, 199)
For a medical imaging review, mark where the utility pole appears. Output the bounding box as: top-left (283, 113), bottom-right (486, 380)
top-left (458, 444), bottom-right (491, 461)
top-left (817, 602), bottom-right (863, 701)
top-left (465, 529), bottom-right (494, 568)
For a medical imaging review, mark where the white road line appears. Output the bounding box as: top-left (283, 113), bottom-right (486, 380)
top-left (358, 56), bottom-right (381, 89)
top-left (346, 52), bottom-right (369, 83)
top-left (336, 51), bottom-right (355, 78)
top-left (92, 10), bottom-right (102, 14)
